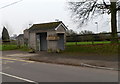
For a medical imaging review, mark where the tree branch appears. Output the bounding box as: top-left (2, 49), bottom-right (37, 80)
top-left (102, 0), bottom-right (110, 9)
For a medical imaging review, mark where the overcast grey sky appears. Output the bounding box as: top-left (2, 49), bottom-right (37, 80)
top-left (0, 0), bottom-right (119, 37)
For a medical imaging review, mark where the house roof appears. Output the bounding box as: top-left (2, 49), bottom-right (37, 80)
top-left (16, 34), bottom-right (24, 39)
top-left (29, 21), bottom-right (66, 31)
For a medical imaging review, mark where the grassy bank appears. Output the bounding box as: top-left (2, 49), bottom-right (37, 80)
top-left (64, 43), bottom-right (119, 55)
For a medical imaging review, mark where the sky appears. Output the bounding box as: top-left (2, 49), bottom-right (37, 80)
top-left (0, 0), bottom-right (120, 37)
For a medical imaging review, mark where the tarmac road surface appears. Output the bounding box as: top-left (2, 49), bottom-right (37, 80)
top-left (1, 57), bottom-right (118, 83)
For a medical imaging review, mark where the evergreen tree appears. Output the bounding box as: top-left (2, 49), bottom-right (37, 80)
top-left (2, 26), bottom-right (10, 42)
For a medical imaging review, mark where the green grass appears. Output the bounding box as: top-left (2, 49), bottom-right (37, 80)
top-left (0, 41), bottom-right (119, 55)
top-left (18, 46), bottom-right (30, 51)
top-left (66, 41), bottom-right (120, 46)
top-left (64, 43), bottom-right (119, 55)
top-left (0, 45), bottom-right (30, 51)
top-left (66, 41), bottom-right (111, 46)
top-left (0, 45), bottom-right (18, 51)
top-left (0, 45), bottom-right (2, 51)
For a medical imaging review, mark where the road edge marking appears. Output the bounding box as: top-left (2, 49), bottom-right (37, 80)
top-left (0, 57), bottom-right (34, 63)
top-left (0, 72), bottom-right (37, 83)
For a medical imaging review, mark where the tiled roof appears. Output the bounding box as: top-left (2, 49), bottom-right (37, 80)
top-left (29, 21), bottom-right (62, 31)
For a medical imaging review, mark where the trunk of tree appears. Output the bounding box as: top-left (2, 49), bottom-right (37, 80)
top-left (110, 2), bottom-right (118, 43)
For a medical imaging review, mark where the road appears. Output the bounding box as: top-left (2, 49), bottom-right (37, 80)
top-left (1, 57), bottom-right (118, 83)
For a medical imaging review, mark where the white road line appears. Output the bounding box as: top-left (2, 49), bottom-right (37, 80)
top-left (0, 72), bottom-right (37, 83)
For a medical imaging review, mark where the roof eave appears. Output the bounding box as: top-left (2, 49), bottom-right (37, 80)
top-left (55, 23), bottom-right (68, 31)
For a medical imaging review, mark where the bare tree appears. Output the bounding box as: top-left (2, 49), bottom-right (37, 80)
top-left (68, 0), bottom-right (120, 43)
top-left (79, 30), bottom-right (94, 35)
top-left (66, 29), bottom-right (78, 36)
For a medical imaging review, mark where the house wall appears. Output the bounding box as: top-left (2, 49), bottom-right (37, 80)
top-left (16, 36), bottom-right (24, 46)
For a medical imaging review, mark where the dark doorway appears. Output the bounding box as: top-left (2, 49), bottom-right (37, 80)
top-left (37, 32), bottom-right (47, 51)
top-left (40, 32), bottom-right (47, 51)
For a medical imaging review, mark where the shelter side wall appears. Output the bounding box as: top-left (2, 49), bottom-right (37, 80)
top-left (24, 29), bottom-right (29, 45)
top-left (56, 25), bottom-right (66, 33)
top-left (47, 31), bottom-right (58, 51)
top-left (56, 25), bottom-right (66, 48)
top-left (29, 32), bottom-right (37, 50)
